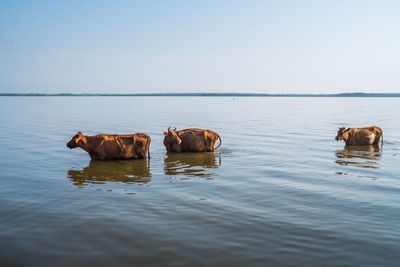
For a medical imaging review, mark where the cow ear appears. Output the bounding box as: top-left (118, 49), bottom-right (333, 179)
top-left (163, 132), bottom-right (167, 136)
top-left (77, 132), bottom-right (82, 136)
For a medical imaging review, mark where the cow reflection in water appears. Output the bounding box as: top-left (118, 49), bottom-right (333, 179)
top-left (164, 152), bottom-right (221, 179)
top-left (68, 160), bottom-right (151, 186)
top-left (335, 145), bottom-right (381, 169)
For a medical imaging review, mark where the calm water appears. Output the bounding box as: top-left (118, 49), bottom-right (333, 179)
top-left (0, 97), bottom-right (399, 266)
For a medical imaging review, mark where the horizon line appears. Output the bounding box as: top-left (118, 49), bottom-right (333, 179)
top-left (1, 92), bottom-right (400, 97)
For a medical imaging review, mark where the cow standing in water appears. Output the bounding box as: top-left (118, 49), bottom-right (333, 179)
top-left (335, 126), bottom-right (383, 146)
top-left (67, 132), bottom-right (151, 160)
top-left (163, 127), bottom-right (221, 153)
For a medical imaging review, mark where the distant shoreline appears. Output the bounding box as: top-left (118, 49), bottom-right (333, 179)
top-left (0, 93), bottom-right (399, 97)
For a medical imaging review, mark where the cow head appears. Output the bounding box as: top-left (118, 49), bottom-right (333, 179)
top-left (67, 132), bottom-right (84, 149)
top-left (335, 127), bottom-right (348, 141)
top-left (163, 126), bottom-right (182, 145)
top-left (164, 126), bottom-right (182, 144)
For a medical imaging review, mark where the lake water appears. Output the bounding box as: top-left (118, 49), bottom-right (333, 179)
top-left (0, 97), bottom-right (399, 266)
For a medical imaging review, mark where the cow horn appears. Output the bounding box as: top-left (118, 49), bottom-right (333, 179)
top-left (173, 127), bottom-right (176, 131)
top-left (168, 126), bottom-right (171, 131)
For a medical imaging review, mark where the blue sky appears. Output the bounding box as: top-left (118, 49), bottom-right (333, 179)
top-left (0, 0), bottom-right (399, 93)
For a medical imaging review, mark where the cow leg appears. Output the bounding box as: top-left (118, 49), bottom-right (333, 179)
top-left (90, 151), bottom-right (104, 160)
top-left (205, 133), bottom-right (214, 152)
top-left (373, 136), bottom-right (380, 145)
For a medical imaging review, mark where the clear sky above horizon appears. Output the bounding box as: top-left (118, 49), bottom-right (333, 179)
top-left (1, 0), bottom-right (399, 94)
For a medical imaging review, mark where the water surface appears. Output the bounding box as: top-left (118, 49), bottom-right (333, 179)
top-left (0, 97), bottom-right (399, 266)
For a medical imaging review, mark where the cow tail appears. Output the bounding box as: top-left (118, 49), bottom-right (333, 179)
top-left (381, 132), bottom-right (383, 146)
top-left (215, 133), bottom-right (222, 150)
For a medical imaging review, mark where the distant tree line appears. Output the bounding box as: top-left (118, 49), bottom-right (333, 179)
top-left (0, 92), bottom-right (399, 97)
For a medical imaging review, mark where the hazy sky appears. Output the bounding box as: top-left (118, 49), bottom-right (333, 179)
top-left (1, 0), bottom-right (399, 93)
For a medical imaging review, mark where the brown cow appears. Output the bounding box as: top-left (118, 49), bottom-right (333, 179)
top-left (335, 126), bottom-right (383, 146)
top-left (163, 127), bottom-right (221, 153)
top-left (67, 132), bottom-right (151, 160)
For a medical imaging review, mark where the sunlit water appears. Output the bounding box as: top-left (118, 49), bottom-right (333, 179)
top-left (0, 97), bottom-right (399, 266)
